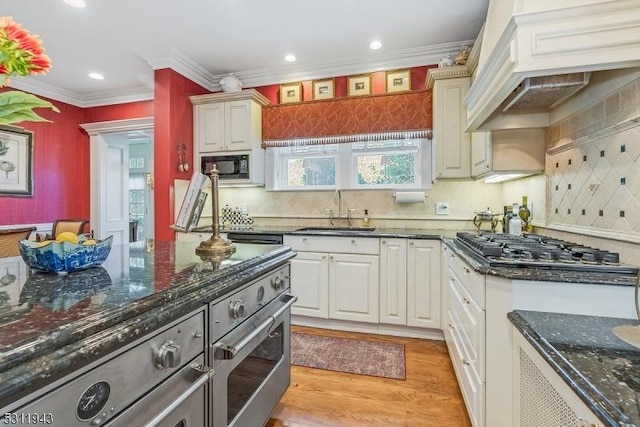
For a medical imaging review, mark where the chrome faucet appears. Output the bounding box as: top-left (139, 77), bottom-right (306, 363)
top-left (334, 189), bottom-right (342, 217)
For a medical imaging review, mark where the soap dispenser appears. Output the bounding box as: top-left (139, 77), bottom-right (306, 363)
top-left (362, 209), bottom-right (370, 227)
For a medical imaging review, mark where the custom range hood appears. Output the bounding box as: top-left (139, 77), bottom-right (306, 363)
top-left (466, 1), bottom-right (640, 131)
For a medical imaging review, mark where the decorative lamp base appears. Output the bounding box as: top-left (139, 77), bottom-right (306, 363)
top-left (195, 235), bottom-right (236, 257)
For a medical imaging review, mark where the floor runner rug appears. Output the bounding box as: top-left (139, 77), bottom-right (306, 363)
top-left (291, 332), bottom-right (406, 380)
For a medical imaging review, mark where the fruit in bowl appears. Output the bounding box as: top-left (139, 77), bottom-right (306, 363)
top-left (19, 234), bottom-right (113, 273)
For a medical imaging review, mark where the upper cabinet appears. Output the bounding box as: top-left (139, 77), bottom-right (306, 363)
top-left (426, 66), bottom-right (472, 180)
top-left (190, 89), bottom-right (270, 154)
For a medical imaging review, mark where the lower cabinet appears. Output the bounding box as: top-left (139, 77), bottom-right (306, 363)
top-left (379, 239), bottom-right (441, 328)
top-left (285, 235), bottom-right (380, 324)
top-left (512, 329), bottom-right (602, 427)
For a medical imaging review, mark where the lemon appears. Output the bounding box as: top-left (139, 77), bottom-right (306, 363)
top-left (56, 232), bottom-right (79, 244)
top-left (82, 239), bottom-right (97, 245)
top-left (37, 240), bottom-right (53, 247)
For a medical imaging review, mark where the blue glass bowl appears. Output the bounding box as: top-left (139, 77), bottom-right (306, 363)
top-left (18, 235), bottom-right (113, 273)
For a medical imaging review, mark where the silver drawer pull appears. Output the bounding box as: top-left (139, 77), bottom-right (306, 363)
top-left (464, 267), bottom-right (470, 274)
top-left (351, 239), bottom-right (356, 244)
top-left (302, 237), bottom-right (308, 242)
top-left (381, 240), bottom-right (386, 244)
top-left (449, 323), bottom-right (455, 330)
top-left (462, 297), bottom-right (470, 305)
top-left (462, 358), bottom-right (470, 366)
top-left (144, 364), bottom-right (214, 427)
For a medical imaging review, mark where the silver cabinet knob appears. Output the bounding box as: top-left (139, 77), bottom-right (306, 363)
top-left (409, 241), bottom-right (414, 246)
top-left (351, 239), bottom-right (356, 244)
top-left (302, 237), bottom-right (308, 242)
top-left (155, 341), bottom-right (181, 369)
top-left (381, 240), bottom-right (387, 245)
top-left (229, 300), bottom-right (246, 319)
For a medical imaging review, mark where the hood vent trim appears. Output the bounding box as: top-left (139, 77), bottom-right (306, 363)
top-left (501, 72), bottom-right (591, 113)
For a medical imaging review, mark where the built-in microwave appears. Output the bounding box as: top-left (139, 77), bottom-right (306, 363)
top-left (199, 149), bottom-right (265, 186)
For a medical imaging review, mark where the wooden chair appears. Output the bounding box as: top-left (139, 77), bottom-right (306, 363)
top-left (46, 219), bottom-right (90, 240)
top-left (0, 226), bottom-right (36, 257)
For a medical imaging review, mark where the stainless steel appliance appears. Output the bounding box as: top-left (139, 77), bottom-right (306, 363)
top-left (201, 153), bottom-right (251, 181)
top-left (12, 309), bottom-right (211, 427)
top-left (455, 231), bottom-right (639, 275)
top-left (209, 265), bottom-right (296, 427)
top-left (226, 232), bottom-right (283, 245)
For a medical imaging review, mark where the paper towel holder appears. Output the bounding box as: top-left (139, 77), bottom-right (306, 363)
top-left (393, 191), bottom-right (427, 203)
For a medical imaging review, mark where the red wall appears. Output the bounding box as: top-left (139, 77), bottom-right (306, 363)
top-left (84, 100), bottom-right (153, 123)
top-left (153, 69), bottom-right (209, 241)
top-left (0, 92), bottom-right (88, 225)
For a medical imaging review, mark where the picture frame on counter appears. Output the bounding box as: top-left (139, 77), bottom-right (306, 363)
top-left (0, 126), bottom-right (34, 197)
top-left (348, 74), bottom-right (371, 97)
top-left (312, 78), bottom-right (335, 101)
top-left (280, 82), bottom-right (302, 104)
top-left (385, 69), bottom-right (411, 93)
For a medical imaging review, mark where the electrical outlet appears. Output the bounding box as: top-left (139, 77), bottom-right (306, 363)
top-left (436, 202), bottom-right (450, 215)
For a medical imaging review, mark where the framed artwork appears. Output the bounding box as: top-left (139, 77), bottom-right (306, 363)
top-left (312, 79), bottom-right (335, 100)
top-left (348, 74), bottom-right (371, 97)
top-left (0, 127), bottom-right (34, 197)
top-left (280, 82), bottom-right (302, 104)
top-left (386, 69), bottom-right (411, 93)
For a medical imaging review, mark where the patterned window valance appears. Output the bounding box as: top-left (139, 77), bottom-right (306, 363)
top-left (262, 129), bottom-right (432, 148)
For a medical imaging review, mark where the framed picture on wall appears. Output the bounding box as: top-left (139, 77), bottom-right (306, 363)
top-left (280, 82), bottom-right (302, 104)
top-left (0, 127), bottom-right (34, 197)
top-left (385, 69), bottom-right (411, 93)
top-left (348, 74), bottom-right (371, 97)
top-left (312, 79), bottom-right (335, 101)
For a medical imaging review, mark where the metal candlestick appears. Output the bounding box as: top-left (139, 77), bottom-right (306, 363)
top-left (195, 166), bottom-right (236, 258)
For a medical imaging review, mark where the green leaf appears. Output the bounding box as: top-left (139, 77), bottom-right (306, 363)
top-left (0, 91), bottom-right (60, 125)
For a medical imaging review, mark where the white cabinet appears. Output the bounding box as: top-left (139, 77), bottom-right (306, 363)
top-left (406, 239), bottom-right (441, 329)
top-left (512, 329), bottom-right (603, 427)
top-left (289, 252), bottom-right (329, 318)
top-left (471, 131), bottom-right (492, 177)
top-left (379, 238), bottom-right (407, 325)
top-left (427, 67), bottom-right (472, 180)
top-left (329, 253), bottom-right (379, 323)
top-left (285, 235), bottom-right (380, 324)
top-left (191, 90), bottom-right (269, 154)
top-left (444, 247), bottom-right (486, 427)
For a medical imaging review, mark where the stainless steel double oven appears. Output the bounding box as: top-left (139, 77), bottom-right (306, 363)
top-left (209, 264), bottom-right (296, 427)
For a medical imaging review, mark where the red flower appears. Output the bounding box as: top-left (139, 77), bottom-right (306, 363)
top-left (0, 16), bottom-right (52, 86)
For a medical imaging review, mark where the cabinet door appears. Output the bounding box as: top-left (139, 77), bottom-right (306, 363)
top-left (433, 77), bottom-right (471, 179)
top-left (289, 251), bottom-right (329, 318)
top-left (196, 103), bottom-right (225, 152)
top-left (407, 240), bottom-right (441, 328)
top-left (329, 253), bottom-right (379, 323)
top-left (471, 131), bottom-right (492, 177)
top-left (379, 238), bottom-right (407, 325)
top-left (225, 100), bottom-right (253, 151)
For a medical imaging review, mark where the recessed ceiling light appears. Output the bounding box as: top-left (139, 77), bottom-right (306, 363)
top-left (284, 54), bottom-right (296, 62)
top-left (369, 40), bottom-right (382, 50)
top-left (63, 0), bottom-right (86, 8)
top-left (88, 72), bottom-right (104, 80)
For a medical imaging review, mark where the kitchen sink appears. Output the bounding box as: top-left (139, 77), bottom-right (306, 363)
top-left (295, 226), bottom-right (376, 232)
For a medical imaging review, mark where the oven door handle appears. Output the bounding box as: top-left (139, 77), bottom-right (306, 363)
top-left (143, 363), bottom-right (214, 427)
top-left (214, 293), bottom-right (298, 360)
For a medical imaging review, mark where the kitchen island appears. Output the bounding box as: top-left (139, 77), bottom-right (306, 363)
top-left (0, 239), bottom-right (295, 421)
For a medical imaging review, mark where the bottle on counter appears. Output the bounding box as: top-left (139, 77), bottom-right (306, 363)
top-left (362, 209), bottom-right (370, 227)
top-left (503, 205), bottom-right (513, 234)
top-left (509, 203), bottom-right (523, 236)
top-left (519, 196), bottom-right (531, 233)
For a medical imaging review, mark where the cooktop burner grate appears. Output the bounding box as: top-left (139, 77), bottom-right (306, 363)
top-left (455, 232), bottom-right (638, 275)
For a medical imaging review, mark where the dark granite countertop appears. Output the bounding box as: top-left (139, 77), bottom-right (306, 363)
top-left (509, 310), bottom-right (640, 427)
top-left (207, 226), bottom-right (639, 285)
top-left (0, 240), bottom-right (295, 409)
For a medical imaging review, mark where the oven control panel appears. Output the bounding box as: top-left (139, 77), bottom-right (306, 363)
top-left (209, 265), bottom-right (290, 342)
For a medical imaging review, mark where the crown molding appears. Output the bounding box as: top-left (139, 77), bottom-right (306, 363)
top-left (10, 41), bottom-right (473, 108)
top-left (80, 117), bottom-right (154, 135)
top-left (144, 48), bottom-right (217, 91)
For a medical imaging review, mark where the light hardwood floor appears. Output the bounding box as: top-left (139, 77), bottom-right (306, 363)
top-left (266, 326), bottom-right (472, 427)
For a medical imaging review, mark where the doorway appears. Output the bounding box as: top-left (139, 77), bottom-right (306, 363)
top-left (80, 117), bottom-right (154, 244)
top-left (128, 132), bottom-right (154, 242)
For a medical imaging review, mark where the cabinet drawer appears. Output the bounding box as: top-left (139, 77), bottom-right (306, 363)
top-left (449, 274), bottom-right (485, 381)
top-left (448, 251), bottom-right (485, 308)
top-left (284, 235), bottom-right (379, 255)
top-left (447, 311), bottom-right (485, 427)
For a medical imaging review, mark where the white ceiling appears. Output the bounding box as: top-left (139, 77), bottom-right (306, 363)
top-left (4, 0), bottom-right (489, 107)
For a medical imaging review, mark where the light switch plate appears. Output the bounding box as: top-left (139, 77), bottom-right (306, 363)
top-left (436, 202), bottom-right (450, 215)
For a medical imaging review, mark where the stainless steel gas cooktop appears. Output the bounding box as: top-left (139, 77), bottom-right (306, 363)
top-left (455, 232), bottom-right (639, 275)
